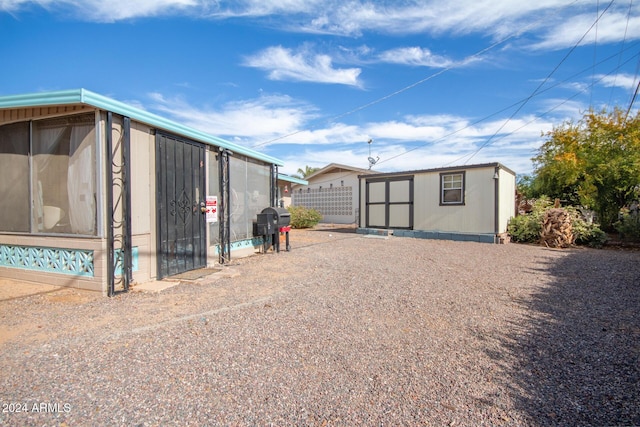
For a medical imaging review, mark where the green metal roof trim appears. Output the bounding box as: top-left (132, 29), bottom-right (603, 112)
top-left (0, 88), bottom-right (284, 166)
top-left (277, 173), bottom-right (308, 186)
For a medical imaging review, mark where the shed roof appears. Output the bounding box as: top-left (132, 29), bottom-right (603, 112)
top-left (0, 88), bottom-right (284, 166)
top-left (357, 162), bottom-right (516, 179)
top-left (304, 163), bottom-right (375, 181)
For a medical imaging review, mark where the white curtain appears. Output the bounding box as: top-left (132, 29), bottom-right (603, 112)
top-left (32, 126), bottom-right (65, 231)
top-left (67, 124), bottom-right (95, 234)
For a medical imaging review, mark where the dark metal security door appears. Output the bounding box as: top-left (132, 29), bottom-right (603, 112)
top-left (156, 132), bottom-right (206, 278)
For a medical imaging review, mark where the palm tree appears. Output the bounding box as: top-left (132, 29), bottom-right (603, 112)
top-left (295, 165), bottom-right (320, 178)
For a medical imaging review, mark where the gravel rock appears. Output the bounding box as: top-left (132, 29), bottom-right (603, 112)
top-left (1, 228), bottom-right (639, 426)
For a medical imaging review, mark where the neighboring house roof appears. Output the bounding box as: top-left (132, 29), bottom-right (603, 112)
top-left (303, 163), bottom-right (376, 182)
top-left (277, 173), bottom-right (308, 186)
top-left (0, 88), bottom-right (284, 166)
top-left (357, 162), bottom-right (516, 178)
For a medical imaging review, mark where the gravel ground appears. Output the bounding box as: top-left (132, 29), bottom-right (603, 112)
top-left (1, 227), bottom-right (639, 426)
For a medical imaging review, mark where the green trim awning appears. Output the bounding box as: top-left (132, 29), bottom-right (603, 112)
top-left (0, 88), bottom-right (284, 166)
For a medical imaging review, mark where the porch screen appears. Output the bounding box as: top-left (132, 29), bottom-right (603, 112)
top-left (229, 156), bottom-right (270, 241)
top-left (32, 113), bottom-right (96, 235)
top-left (0, 122), bottom-right (30, 232)
top-left (0, 113), bottom-right (96, 235)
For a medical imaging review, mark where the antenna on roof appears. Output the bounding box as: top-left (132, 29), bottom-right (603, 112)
top-left (367, 139), bottom-right (379, 170)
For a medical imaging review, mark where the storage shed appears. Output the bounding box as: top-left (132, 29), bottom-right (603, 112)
top-left (358, 163), bottom-right (516, 243)
top-left (0, 89), bottom-right (285, 295)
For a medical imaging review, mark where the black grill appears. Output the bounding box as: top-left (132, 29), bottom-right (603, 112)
top-left (256, 207), bottom-right (291, 252)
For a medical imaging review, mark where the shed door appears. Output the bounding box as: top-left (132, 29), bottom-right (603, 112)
top-left (365, 176), bottom-right (413, 229)
top-left (156, 132), bottom-right (206, 278)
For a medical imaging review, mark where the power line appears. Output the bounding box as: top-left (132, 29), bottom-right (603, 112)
top-left (376, 43), bottom-right (640, 167)
top-left (590, 0), bottom-right (600, 106)
top-left (451, 61), bottom-right (638, 167)
top-left (462, 0), bottom-right (616, 165)
top-left (250, 4), bottom-right (574, 149)
top-left (607, 0), bottom-right (634, 107)
top-left (626, 77), bottom-right (640, 118)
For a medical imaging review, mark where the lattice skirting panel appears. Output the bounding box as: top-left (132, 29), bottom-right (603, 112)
top-left (0, 244), bottom-right (95, 277)
top-left (213, 237), bottom-right (264, 255)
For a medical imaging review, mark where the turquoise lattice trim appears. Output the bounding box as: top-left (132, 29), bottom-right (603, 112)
top-left (114, 247), bottom-right (139, 275)
top-left (213, 237), bottom-right (264, 255)
top-left (0, 244), bottom-right (94, 277)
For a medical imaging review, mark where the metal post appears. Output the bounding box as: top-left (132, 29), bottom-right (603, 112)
top-left (271, 164), bottom-right (278, 207)
top-left (106, 113), bottom-right (132, 296)
top-left (106, 112), bottom-right (115, 297)
top-left (218, 149), bottom-right (231, 264)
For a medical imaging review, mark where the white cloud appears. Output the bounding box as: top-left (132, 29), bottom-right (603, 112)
top-left (5, 0), bottom-right (638, 52)
top-left (145, 92), bottom-right (560, 176)
top-left (243, 45), bottom-right (362, 86)
top-left (0, 0), bottom-right (201, 21)
top-left (597, 73), bottom-right (639, 90)
top-left (532, 9), bottom-right (640, 50)
top-left (377, 47), bottom-right (454, 68)
top-left (148, 92), bottom-right (316, 141)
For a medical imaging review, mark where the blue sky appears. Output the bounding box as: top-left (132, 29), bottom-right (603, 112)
top-left (1, 0), bottom-right (639, 176)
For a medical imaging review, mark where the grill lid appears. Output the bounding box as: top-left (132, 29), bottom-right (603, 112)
top-left (260, 206), bottom-right (290, 226)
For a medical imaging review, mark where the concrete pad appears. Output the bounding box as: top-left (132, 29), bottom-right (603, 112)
top-left (361, 234), bottom-right (389, 240)
top-left (133, 280), bottom-right (182, 293)
top-left (133, 267), bottom-right (240, 292)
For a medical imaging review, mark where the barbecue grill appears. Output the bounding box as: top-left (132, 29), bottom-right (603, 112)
top-left (256, 207), bottom-right (291, 252)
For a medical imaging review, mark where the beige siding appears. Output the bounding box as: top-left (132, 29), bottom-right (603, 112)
top-left (129, 123), bottom-right (153, 235)
top-left (129, 122), bottom-right (156, 281)
top-left (131, 233), bottom-right (152, 284)
top-left (497, 168), bottom-right (516, 233)
top-left (412, 168), bottom-right (496, 233)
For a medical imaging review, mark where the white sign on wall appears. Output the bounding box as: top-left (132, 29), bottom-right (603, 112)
top-left (205, 196), bottom-right (218, 223)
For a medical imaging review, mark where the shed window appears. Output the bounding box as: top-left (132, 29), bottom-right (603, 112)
top-left (440, 172), bottom-right (464, 205)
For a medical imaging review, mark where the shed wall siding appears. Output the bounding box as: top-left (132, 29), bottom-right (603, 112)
top-left (497, 169), bottom-right (516, 233)
top-left (411, 168), bottom-right (495, 233)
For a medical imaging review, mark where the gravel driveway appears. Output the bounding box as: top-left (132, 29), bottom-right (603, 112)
top-left (1, 228), bottom-right (639, 426)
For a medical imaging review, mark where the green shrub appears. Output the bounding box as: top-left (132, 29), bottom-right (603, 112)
top-left (567, 207), bottom-right (608, 248)
top-left (287, 206), bottom-right (322, 229)
top-left (507, 197), bottom-right (608, 248)
top-left (615, 211), bottom-right (640, 241)
top-left (507, 198), bottom-right (551, 243)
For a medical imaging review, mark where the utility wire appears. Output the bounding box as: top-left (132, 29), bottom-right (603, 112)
top-left (450, 59), bottom-right (637, 168)
top-left (250, 3), bottom-right (578, 149)
top-left (626, 77), bottom-right (640, 118)
top-left (462, 0), bottom-right (616, 165)
top-left (590, 0), bottom-right (600, 107)
top-left (607, 0), bottom-right (634, 107)
top-left (376, 43), bottom-right (640, 167)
